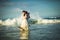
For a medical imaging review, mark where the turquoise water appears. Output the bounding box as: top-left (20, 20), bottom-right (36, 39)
top-left (0, 23), bottom-right (60, 40)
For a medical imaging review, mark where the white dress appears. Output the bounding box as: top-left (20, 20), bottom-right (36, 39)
top-left (20, 15), bottom-right (29, 39)
top-left (20, 14), bottom-right (29, 31)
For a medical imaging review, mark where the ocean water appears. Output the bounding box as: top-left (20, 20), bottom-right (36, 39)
top-left (0, 23), bottom-right (60, 40)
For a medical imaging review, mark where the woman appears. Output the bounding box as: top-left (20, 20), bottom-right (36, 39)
top-left (20, 10), bottom-right (30, 31)
top-left (20, 10), bottom-right (30, 40)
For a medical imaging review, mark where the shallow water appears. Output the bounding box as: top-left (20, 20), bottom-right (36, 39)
top-left (0, 23), bottom-right (60, 40)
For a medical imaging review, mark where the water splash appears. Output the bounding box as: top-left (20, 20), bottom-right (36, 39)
top-left (0, 17), bottom-right (60, 26)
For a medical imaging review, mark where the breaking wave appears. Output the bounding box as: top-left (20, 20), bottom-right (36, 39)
top-left (0, 17), bottom-right (60, 26)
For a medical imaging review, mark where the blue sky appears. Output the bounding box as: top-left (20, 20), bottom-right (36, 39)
top-left (0, 0), bottom-right (60, 19)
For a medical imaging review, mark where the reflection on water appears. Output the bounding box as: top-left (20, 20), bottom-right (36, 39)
top-left (0, 23), bottom-right (60, 40)
top-left (20, 28), bottom-right (29, 40)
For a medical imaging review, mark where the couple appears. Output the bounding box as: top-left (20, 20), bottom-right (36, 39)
top-left (20, 10), bottom-right (30, 31)
top-left (20, 10), bottom-right (30, 40)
